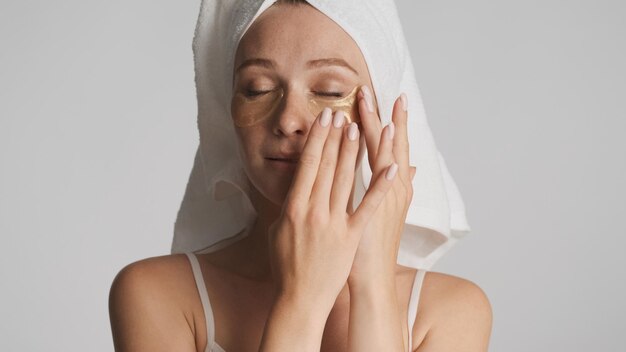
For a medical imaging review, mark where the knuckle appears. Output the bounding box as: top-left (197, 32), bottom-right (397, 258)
top-left (318, 156), bottom-right (336, 171)
top-left (334, 174), bottom-right (351, 189)
top-left (306, 208), bottom-right (328, 225)
top-left (284, 203), bottom-right (302, 220)
top-left (342, 138), bottom-right (358, 153)
top-left (371, 185), bottom-right (386, 200)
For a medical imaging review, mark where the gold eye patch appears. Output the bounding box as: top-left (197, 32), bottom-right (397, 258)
top-left (231, 89), bottom-right (284, 127)
top-left (307, 86), bottom-right (361, 125)
top-left (231, 86), bottom-right (362, 128)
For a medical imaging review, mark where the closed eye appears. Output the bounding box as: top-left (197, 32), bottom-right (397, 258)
top-left (314, 91), bottom-right (344, 98)
top-left (244, 90), bottom-right (344, 98)
top-left (245, 90), bottom-right (271, 97)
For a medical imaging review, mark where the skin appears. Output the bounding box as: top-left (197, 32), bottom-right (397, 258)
top-left (108, 3), bottom-right (493, 352)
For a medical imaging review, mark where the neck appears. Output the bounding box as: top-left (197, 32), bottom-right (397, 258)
top-left (228, 184), bottom-right (282, 282)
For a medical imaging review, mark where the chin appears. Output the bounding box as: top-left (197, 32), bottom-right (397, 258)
top-left (247, 169), bottom-right (292, 208)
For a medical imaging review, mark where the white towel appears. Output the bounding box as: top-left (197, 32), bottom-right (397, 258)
top-left (171, 0), bottom-right (471, 270)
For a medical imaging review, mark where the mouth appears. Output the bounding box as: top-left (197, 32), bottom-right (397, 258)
top-left (266, 157), bottom-right (299, 163)
top-left (265, 157), bottom-right (299, 172)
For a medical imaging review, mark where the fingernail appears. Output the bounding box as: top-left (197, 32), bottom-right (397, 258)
top-left (386, 122), bottom-right (395, 140)
top-left (361, 85), bottom-right (374, 113)
top-left (385, 162), bottom-right (399, 180)
top-left (333, 111), bottom-right (345, 128)
top-left (348, 122), bottom-right (359, 141)
top-left (320, 107), bottom-right (332, 127)
top-left (400, 93), bottom-right (408, 111)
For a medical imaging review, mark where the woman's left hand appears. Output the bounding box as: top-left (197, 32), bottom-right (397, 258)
top-left (347, 86), bottom-right (417, 285)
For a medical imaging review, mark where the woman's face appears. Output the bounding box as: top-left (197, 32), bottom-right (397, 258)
top-left (232, 3), bottom-right (376, 206)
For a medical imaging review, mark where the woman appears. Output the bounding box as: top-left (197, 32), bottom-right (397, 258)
top-left (109, 0), bottom-right (492, 351)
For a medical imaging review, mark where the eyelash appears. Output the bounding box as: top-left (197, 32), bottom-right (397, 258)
top-left (245, 90), bottom-right (344, 98)
top-left (244, 90), bottom-right (271, 97)
top-left (316, 91), bottom-right (344, 98)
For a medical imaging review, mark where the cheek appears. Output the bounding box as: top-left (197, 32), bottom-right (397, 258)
top-left (231, 90), bottom-right (283, 128)
top-left (234, 129), bottom-right (263, 165)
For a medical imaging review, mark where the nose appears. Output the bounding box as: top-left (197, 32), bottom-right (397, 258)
top-left (271, 91), bottom-right (313, 137)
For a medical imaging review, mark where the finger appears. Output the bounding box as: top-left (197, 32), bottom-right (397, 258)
top-left (330, 122), bottom-right (360, 214)
top-left (358, 85), bottom-right (383, 168)
top-left (392, 93), bottom-right (410, 180)
top-left (373, 121), bottom-right (396, 176)
top-left (410, 166), bottom-right (416, 181)
top-left (285, 107), bottom-right (333, 205)
top-left (310, 110), bottom-right (345, 207)
top-left (350, 162), bottom-right (398, 232)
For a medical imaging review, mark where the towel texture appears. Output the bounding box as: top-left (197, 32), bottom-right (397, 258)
top-left (171, 0), bottom-right (471, 270)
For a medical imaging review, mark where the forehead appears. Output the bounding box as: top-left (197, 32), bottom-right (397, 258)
top-left (235, 4), bottom-right (368, 72)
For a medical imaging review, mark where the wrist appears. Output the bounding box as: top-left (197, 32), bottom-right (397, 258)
top-left (273, 289), bottom-right (334, 322)
top-left (348, 267), bottom-right (397, 292)
top-left (261, 291), bottom-right (331, 352)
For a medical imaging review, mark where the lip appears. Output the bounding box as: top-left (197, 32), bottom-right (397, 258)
top-left (265, 152), bottom-right (301, 163)
top-left (265, 157), bottom-right (299, 172)
top-left (266, 157), bottom-right (299, 163)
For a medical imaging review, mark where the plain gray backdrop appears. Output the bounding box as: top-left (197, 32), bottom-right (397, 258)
top-left (1, 0), bottom-right (624, 350)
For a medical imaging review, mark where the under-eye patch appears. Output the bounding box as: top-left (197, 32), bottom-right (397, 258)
top-left (231, 88), bottom-right (284, 127)
top-left (307, 86), bottom-right (361, 125)
top-left (231, 86), bottom-right (362, 127)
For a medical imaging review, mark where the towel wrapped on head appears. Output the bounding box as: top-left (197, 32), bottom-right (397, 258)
top-left (171, 0), bottom-right (471, 270)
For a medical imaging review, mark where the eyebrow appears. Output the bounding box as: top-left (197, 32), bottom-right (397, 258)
top-left (235, 57), bottom-right (359, 75)
top-left (307, 58), bottom-right (359, 75)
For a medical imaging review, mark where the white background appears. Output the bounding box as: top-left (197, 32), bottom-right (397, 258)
top-left (1, 0), bottom-right (624, 350)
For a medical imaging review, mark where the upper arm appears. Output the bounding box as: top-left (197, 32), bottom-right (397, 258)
top-left (413, 273), bottom-right (493, 352)
top-left (108, 258), bottom-right (198, 352)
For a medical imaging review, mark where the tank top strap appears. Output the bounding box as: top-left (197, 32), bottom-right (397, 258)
top-left (407, 269), bottom-right (427, 352)
top-left (185, 252), bottom-right (219, 352)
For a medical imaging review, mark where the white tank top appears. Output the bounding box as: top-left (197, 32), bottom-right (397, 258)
top-left (185, 252), bottom-right (427, 352)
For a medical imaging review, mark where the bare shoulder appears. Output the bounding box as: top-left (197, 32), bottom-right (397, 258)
top-left (108, 254), bottom-right (200, 352)
top-left (109, 254), bottom-right (196, 308)
top-left (413, 271), bottom-right (493, 352)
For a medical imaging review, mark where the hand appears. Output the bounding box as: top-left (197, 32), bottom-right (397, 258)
top-left (267, 107), bottom-right (398, 310)
top-left (348, 86), bottom-right (417, 285)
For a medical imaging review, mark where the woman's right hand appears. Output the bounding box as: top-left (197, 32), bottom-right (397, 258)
top-left (267, 107), bottom-right (398, 310)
